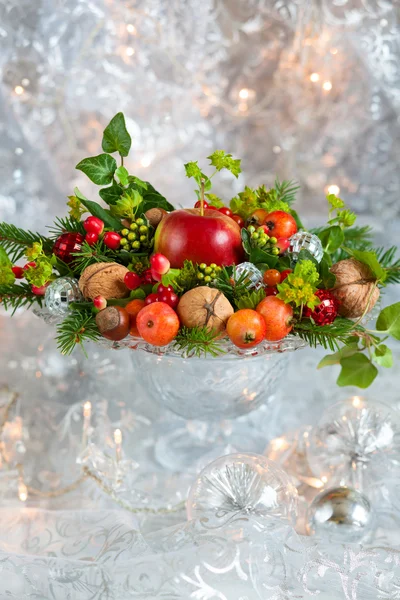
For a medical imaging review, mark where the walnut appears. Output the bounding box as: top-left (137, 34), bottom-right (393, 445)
top-left (177, 286), bottom-right (234, 333)
top-left (330, 258), bottom-right (380, 318)
top-left (79, 262), bottom-right (129, 300)
top-left (145, 208), bottom-right (167, 228)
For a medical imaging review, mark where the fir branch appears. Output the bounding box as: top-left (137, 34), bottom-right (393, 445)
top-left (0, 223), bottom-right (53, 261)
top-left (174, 326), bottom-right (226, 358)
top-left (0, 282), bottom-right (42, 314)
top-left (47, 217), bottom-right (85, 238)
top-left (293, 318), bottom-right (362, 352)
top-left (213, 267), bottom-right (249, 305)
top-left (56, 310), bottom-right (101, 356)
top-left (375, 246), bottom-right (400, 284)
top-left (71, 241), bottom-right (116, 274)
top-left (274, 178), bottom-right (299, 206)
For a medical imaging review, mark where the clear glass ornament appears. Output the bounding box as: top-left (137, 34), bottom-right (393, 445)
top-left (306, 397), bottom-right (400, 489)
top-left (288, 232), bottom-right (323, 263)
top-left (187, 452), bottom-right (298, 526)
top-left (44, 277), bottom-right (83, 316)
top-left (307, 486), bottom-right (375, 543)
top-left (234, 262), bottom-right (264, 289)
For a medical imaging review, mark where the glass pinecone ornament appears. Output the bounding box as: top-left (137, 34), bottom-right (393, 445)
top-left (53, 232), bottom-right (85, 264)
top-left (44, 277), bottom-right (84, 316)
top-left (234, 262), bottom-right (263, 290)
top-left (304, 289), bottom-right (339, 325)
top-left (288, 232), bottom-right (323, 263)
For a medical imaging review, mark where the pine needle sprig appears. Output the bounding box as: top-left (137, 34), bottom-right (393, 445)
top-left (47, 217), bottom-right (85, 238)
top-left (56, 310), bottom-right (101, 356)
top-left (294, 318), bottom-right (363, 351)
top-left (375, 246), bottom-right (400, 284)
top-left (213, 267), bottom-right (249, 305)
top-left (71, 241), bottom-right (116, 274)
top-left (0, 223), bottom-right (53, 261)
top-left (0, 282), bottom-right (42, 314)
top-left (174, 326), bottom-right (226, 358)
top-left (274, 178), bottom-right (299, 206)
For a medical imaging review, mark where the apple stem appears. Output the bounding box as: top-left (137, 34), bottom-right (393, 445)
top-left (200, 178), bottom-right (205, 217)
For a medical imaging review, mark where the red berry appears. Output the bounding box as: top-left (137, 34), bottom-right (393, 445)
top-left (142, 269), bottom-right (154, 284)
top-left (124, 272), bottom-right (142, 291)
top-left (23, 261), bottom-right (36, 271)
top-left (150, 253), bottom-right (170, 275)
top-left (151, 268), bottom-right (162, 282)
top-left (31, 283), bottom-right (48, 296)
top-left (83, 216), bottom-right (104, 235)
top-left (194, 200), bottom-right (209, 209)
top-left (145, 293), bottom-right (159, 306)
top-left (93, 295), bottom-right (107, 310)
top-left (158, 290), bottom-right (179, 309)
top-left (12, 266), bottom-right (24, 279)
top-left (157, 284), bottom-right (174, 295)
top-left (207, 205), bottom-right (219, 211)
top-left (276, 237), bottom-right (290, 254)
top-left (265, 287), bottom-right (278, 297)
top-left (280, 269), bottom-right (292, 282)
top-left (85, 232), bottom-right (99, 246)
top-left (219, 207), bottom-right (232, 218)
top-left (231, 214), bottom-right (245, 228)
top-left (263, 269), bottom-right (281, 287)
top-left (103, 231), bottom-right (121, 250)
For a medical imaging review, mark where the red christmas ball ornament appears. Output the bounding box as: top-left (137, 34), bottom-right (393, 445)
top-left (304, 289), bottom-right (339, 326)
top-left (53, 233), bottom-right (85, 264)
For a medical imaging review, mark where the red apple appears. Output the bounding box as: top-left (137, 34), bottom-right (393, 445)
top-left (264, 211), bottom-right (297, 239)
top-left (154, 208), bottom-right (245, 268)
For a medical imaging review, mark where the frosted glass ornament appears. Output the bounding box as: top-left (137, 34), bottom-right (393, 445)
top-left (234, 262), bottom-right (263, 289)
top-left (44, 277), bottom-right (83, 316)
top-left (288, 232), bottom-right (323, 263)
top-left (187, 452), bottom-right (298, 525)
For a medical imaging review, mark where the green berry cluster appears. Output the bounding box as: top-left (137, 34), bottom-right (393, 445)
top-left (120, 217), bottom-right (154, 252)
top-left (247, 225), bottom-right (279, 255)
top-left (196, 262), bottom-right (222, 284)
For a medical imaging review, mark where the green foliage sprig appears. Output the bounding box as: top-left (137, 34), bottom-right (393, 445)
top-left (56, 310), bottom-right (101, 356)
top-left (0, 282), bottom-right (43, 314)
top-left (185, 151), bottom-right (241, 199)
top-left (0, 223), bottom-right (53, 262)
top-left (174, 326), bottom-right (225, 358)
top-left (230, 178), bottom-right (299, 220)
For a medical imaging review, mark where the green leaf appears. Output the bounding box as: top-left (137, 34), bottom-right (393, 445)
top-left (235, 288), bottom-right (266, 310)
top-left (99, 181), bottom-right (124, 206)
top-left (317, 226), bottom-right (344, 254)
top-left (129, 288), bottom-right (146, 300)
top-left (141, 193), bottom-right (174, 215)
top-left (76, 154), bottom-right (117, 185)
top-left (115, 166), bottom-right (130, 186)
top-left (337, 354), bottom-right (378, 388)
top-left (111, 189), bottom-right (143, 219)
top-left (0, 246), bottom-right (11, 266)
top-left (128, 176), bottom-right (148, 191)
top-left (289, 209), bottom-right (304, 231)
top-left (376, 302), bottom-right (400, 340)
top-left (102, 112), bottom-right (132, 157)
top-left (327, 194), bottom-right (345, 210)
top-left (184, 161), bottom-right (203, 181)
top-left (249, 247), bottom-right (278, 268)
top-left (318, 345), bottom-right (360, 368)
top-left (74, 188), bottom-right (122, 230)
top-left (342, 247), bottom-right (386, 282)
top-left (319, 254), bottom-right (336, 289)
top-left (373, 344), bottom-right (393, 368)
top-left (241, 228), bottom-right (251, 254)
top-left (207, 150), bottom-right (241, 177)
top-left (205, 194), bottom-right (224, 208)
top-left (296, 249), bottom-right (319, 267)
top-left (161, 268), bottom-right (181, 288)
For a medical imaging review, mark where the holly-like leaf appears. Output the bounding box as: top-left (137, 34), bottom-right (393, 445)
top-left (318, 225), bottom-right (344, 254)
top-left (207, 150), bottom-right (241, 177)
top-left (99, 181), bottom-right (124, 206)
top-left (76, 154), bottom-right (117, 185)
top-left (115, 166), bottom-right (130, 186)
top-left (318, 344), bottom-right (360, 369)
top-left (74, 188), bottom-right (122, 230)
top-left (342, 247), bottom-right (387, 282)
top-left (337, 354), bottom-right (378, 388)
top-left (376, 302), bottom-right (400, 340)
top-left (102, 112), bottom-right (132, 157)
top-left (373, 344), bottom-right (393, 368)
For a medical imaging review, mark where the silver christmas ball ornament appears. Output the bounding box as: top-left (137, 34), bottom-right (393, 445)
top-left (289, 232), bottom-right (323, 263)
top-left (187, 452), bottom-right (298, 526)
top-left (307, 486), bottom-right (374, 543)
top-left (234, 262), bottom-right (263, 290)
top-left (44, 277), bottom-right (84, 316)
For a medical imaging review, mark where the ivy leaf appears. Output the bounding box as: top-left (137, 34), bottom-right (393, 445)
top-left (376, 302), bottom-right (400, 340)
top-left (337, 354), bottom-right (378, 388)
top-left (342, 247), bottom-right (386, 282)
top-left (76, 154), bottom-right (117, 185)
top-left (235, 288), bottom-right (266, 309)
top-left (128, 176), bottom-right (148, 191)
top-left (0, 246), bottom-right (11, 266)
top-left (102, 112), bottom-right (132, 157)
top-left (99, 181), bottom-right (124, 206)
top-left (74, 188), bottom-right (122, 230)
top-left (319, 254), bottom-right (336, 289)
top-left (318, 345), bottom-right (360, 369)
top-left (141, 193), bottom-right (175, 215)
top-left (373, 344), bottom-right (393, 368)
top-left (317, 225), bottom-right (344, 254)
top-left (115, 166), bottom-right (130, 186)
top-left (207, 150), bottom-right (241, 177)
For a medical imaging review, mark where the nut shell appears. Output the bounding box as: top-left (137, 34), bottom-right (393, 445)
top-left (79, 262), bottom-right (129, 300)
top-left (145, 208), bottom-right (167, 228)
top-left (177, 286), bottom-right (234, 333)
top-left (330, 258), bottom-right (380, 318)
top-left (95, 306), bottom-right (130, 341)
